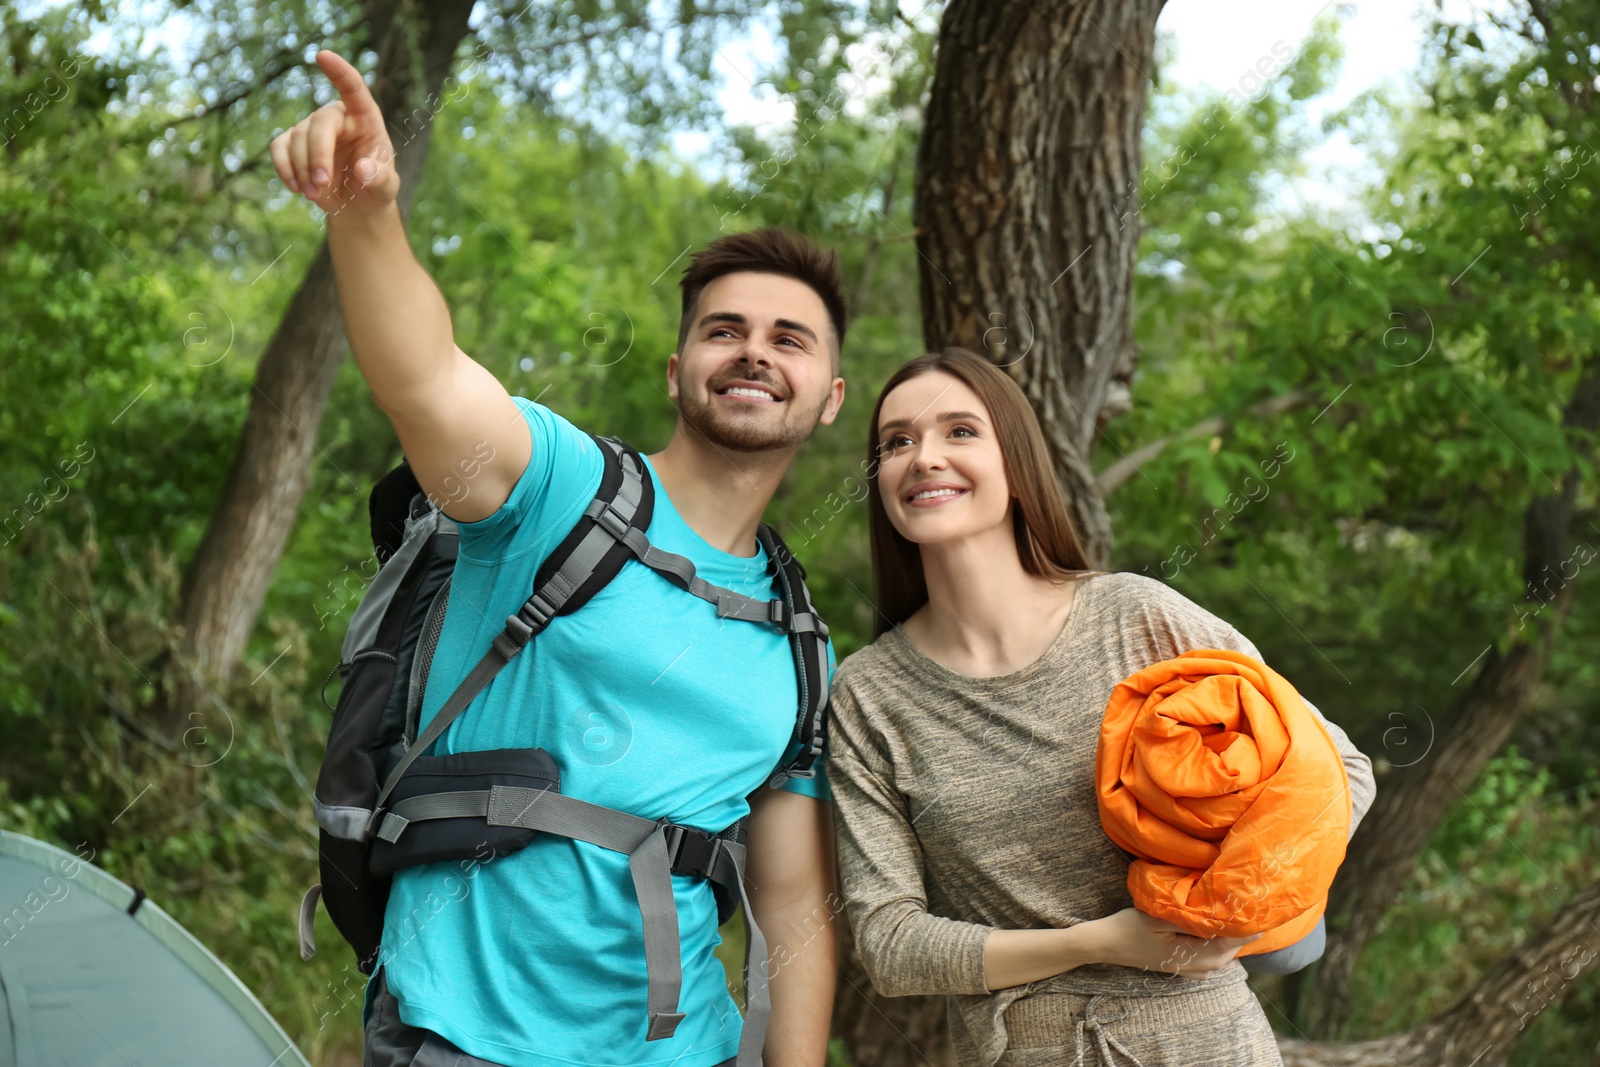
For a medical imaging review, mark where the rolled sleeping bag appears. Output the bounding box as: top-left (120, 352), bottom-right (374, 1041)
top-left (1095, 648), bottom-right (1350, 956)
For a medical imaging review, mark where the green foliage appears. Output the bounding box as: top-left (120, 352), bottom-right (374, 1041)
top-left (1351, 751), bottom-right (1600, 1064)
top-left (4, 0), bottom-right (1600, 1063)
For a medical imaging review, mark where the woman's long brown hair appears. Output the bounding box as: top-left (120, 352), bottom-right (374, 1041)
top-left (866, 347), bottom-right (1104, 637)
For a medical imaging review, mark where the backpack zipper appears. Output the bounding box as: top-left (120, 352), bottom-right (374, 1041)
top-left (405, 577), bottom-right (452, 747)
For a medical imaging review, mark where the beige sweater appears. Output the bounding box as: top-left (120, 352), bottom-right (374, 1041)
top-left (827, 571), bottom-right (1376, 1066)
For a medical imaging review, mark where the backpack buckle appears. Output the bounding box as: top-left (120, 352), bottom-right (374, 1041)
top-left (592, 501), bottom-right (631, 540)
top-left (516, 592), bottom-right (558, 633)
top-left (772, 735), bottom-right (823, 786)
top-left (657, 819), bottom-right (682, 855)
top-left (767, 599), bottom-right (790, 629)
top-left (666, 825), bottom-right (722, 880)
top-left (499, 614), bottom-right (534, 651)
top-left (790, 610), bottom-right (828, 637)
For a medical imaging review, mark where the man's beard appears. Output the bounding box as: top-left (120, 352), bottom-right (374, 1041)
top-left (676, 376), bottom-right (829, 453)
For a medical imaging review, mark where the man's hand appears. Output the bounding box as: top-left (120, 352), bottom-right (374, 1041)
top-left (745, 788), bottom-right (839, 1066)
top-left (269, 50), bottom-right (400, 216)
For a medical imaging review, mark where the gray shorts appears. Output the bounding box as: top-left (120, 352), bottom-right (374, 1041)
top-left (363, 967), bottom-right (736, 1067)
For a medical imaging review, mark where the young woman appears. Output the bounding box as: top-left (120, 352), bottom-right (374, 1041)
top-left (827, 348), bottom-right (1376, 1067)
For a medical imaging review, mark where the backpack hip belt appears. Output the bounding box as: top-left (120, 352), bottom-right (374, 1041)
top-left (376, 782), bottom-right (754, 1040)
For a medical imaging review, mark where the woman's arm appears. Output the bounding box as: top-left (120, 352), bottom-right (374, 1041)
top-left (829, 742), bottom-right (992, 997)
top-left (1296, 692), bottom-right (1376, 841)
top-left (830, 681), bottom-right (1256, 995)
top-left (983, 912), bottom-right (1260, 990)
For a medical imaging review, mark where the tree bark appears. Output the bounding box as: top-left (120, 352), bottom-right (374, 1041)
top-left (163, 0), bottom-right (475, 732)
top-left (1301, 355), bottom-right (1600, 1037)
top-left (912, 0), bottom-right (1165, 571)
top-left (1280, 877), bottom-right (1600, 1066)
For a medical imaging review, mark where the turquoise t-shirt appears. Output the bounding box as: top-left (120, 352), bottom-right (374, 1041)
top-left (377, 396), bottom-right (832, 1067)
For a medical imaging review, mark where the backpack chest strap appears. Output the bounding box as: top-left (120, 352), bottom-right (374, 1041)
top-left (588, 497), bottom-right (828, 636)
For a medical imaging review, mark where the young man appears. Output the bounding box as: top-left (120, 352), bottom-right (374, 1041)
top-left (272, 50), bottom-right (844, 1067)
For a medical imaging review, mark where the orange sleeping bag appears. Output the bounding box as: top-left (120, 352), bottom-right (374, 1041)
top-left (1095, 648), bottom-right (1349, 956)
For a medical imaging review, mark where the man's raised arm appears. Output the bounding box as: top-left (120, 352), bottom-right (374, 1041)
top-left (269, 49), bottom-right (531, 523)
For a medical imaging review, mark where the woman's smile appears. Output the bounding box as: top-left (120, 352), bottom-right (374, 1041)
top-left (904, 481), bottom-right (971, 507)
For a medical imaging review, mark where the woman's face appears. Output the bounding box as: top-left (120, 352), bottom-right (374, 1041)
top-left (874, 371), bottom-right (1012, 547)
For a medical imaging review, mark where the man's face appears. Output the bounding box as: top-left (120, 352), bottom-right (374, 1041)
top-left (668, 271), bottom-right (845, 453)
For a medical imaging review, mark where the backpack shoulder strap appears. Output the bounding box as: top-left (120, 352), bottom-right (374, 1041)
top-left (756, 524), bottom-right (829, 787)
top-left (370, 434), bottom-right (653, 822)
top-left (529, 435), bottom-right (656, 622)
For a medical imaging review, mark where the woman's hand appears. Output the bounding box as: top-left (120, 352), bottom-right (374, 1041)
top-left (1080, 907), bottom-right (1262, 980)
top-left (268, 50), bottom-right (400, 216)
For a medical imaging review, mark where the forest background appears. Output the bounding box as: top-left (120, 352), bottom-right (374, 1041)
top-left (2, 0), bottom-right (1598, 1063)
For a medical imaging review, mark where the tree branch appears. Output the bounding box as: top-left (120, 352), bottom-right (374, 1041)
top-left (852, 140), bottom-right (905, 313)
top-left (174, 9), bottom-right (371, 126)
top-left (1280, 878), bottom-right (1600, 1066)
top-left (1096, 388), bottom-right (1310, 495)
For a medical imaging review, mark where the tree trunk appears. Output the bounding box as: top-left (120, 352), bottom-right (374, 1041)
top-left (834, 1), bottom-right (1167, 1060)
top-left (913, 0), bottom-right (1164, 571)
top-left (163, 0), bottom-right (475, 732)
top-left (1280, 876), bottom-right (1600, 1066)
top-left (1301, 355), bottom-right (1600, 1037)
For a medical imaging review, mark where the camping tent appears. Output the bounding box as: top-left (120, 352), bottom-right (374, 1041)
top-left (0, 829), bottom-right (313, 1066)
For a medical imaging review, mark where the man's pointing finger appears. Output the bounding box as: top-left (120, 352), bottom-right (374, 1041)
top-left (316, 49), bottom-right (377, 117)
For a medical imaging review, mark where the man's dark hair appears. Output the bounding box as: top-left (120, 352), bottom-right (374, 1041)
top-left (676, 227), bottom-right (847, 372)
